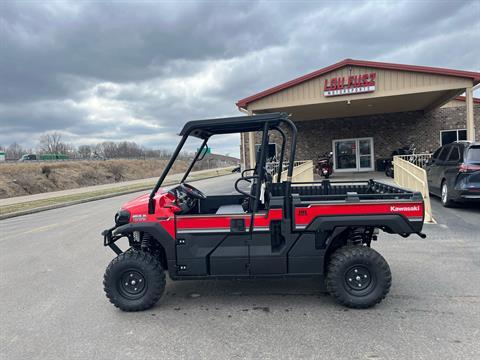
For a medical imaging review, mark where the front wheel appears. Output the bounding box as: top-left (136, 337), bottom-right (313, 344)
top-left (103, 250), bottom-right (166, 311)
top-left (326, 245), bottom-right (391, 309)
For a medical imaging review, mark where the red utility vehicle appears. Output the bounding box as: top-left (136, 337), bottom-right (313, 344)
top-left (102, 113), bottom-right (426, 311)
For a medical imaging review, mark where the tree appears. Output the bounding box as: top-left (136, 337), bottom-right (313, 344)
top-left (117, 141), bottom-right (144, 158)
top-left (38, 132), bottom-right (69, 154)
top-left (96, 142), bottom-right (118, 159)
top-left (93, 141), bottom-right (145, 159)
top-left (78, 145), bottom-right (92, 159)
top-left (6, 142), bottom-right (25, 160)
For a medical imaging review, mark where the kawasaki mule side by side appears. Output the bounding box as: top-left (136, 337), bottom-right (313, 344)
top-left (102, 112), bottom-right (426, 311)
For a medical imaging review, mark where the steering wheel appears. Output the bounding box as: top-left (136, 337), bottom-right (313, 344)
top-left (179, 183), bottom-right (207, 200)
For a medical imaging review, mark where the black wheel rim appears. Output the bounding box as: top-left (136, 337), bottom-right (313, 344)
top-left (344, 265), bottom-right (374, 294)
top-left (118, 269), bottom-right (147, 299)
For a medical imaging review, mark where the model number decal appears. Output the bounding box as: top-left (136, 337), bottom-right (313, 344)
top-left (132, 214), bottom-right (147, 222)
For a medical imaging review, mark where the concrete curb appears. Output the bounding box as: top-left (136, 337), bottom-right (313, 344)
top-left (0, 172), bottom-right (232, 220)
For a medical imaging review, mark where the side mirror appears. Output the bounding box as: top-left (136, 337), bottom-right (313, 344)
top-left (197, 146), bottom-right (210, 160)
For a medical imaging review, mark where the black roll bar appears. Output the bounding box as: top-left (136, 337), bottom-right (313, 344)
top-left (148, 134), bottom-right (189, 214)
top-left (248, 122), bottom-right (269, 233)
top-left (253, 122), bottom-right (269, 213)
top-left (272, 126), bottom-right (286, 183)
top-left (278, 117), bottom-right (297, 220)
top-left (147, 114), bottom-right (298, 215)
top-left (279, 117), bottom-right (297, 181)
top-left (180, 138), bottom-right (208, 184)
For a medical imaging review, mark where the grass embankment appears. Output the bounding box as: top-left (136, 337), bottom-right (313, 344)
top-left (0, 159), bottom-right (190, 199)
top-left (0, 168), bottom-right (233, 217)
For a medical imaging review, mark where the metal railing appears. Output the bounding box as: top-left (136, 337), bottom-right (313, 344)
top-left (393, 154), bottom-right (434, 223)
top-left (267, 160), bottom-right (306, 179)
top-left (266, 160), bottom-right (314, 183)
top-left (395, 153), bottom-right (432, 169)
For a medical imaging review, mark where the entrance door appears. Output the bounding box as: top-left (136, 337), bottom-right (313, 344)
top-left (333, 138), bottom-right (374, 172)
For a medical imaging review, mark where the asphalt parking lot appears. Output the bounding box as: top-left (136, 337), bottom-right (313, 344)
top-left (1, 174), bottom-right (479, 359)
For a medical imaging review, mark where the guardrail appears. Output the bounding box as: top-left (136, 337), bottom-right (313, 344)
top-left (393, 154), bottom-right (434, 223)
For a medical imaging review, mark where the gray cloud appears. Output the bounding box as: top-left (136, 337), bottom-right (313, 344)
top-left (0, 0), bottom-right (479, 156)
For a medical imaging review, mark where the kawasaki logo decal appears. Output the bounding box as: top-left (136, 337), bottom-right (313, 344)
top-left (390, 205), bottom-right (420, 212)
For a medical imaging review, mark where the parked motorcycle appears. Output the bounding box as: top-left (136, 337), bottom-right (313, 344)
top-left (384, 144), bottom-right (416, 178)
top-left (317, 151), bottom-right (333, 178)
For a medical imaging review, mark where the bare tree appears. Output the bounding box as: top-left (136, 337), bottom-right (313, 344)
top-left (78, 145), bottom-right (92, 159)
top-left (96, 142), bottom-right (118, 159)
top-left (6, 142), bottom-right (25, 160)
top-left (38, 132), bottom-right (69, 154)
top-left (117, 141), bottom-right (144, 158)
top-left (93, 141), bottom-right (146, 159)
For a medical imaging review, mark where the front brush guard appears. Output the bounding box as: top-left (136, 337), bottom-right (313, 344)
top-left (102, 226), bottom-right (124, 255)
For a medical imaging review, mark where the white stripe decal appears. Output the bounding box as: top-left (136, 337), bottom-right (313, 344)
top-left (177, 227), bottom-right (271, 234)
top-left (177, 228), bottom-right (230, 234)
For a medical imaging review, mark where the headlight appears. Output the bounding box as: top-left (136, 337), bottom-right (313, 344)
top-left (115, 209), bottom-right (131, 226)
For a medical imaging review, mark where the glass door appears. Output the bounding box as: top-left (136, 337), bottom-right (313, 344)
top-left (333, 138), bottom-right (374, 172)
top-left (358, 139), bottom-right (373, 170)
top-left (334, 140), bottom-right (357, 170)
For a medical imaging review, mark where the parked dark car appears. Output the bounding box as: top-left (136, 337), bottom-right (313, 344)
top-left (426, 141), bottom-right (480, 207)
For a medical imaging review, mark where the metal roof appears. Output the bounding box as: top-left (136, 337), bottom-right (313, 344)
top-left (236, 59), bottom-right (480, 109)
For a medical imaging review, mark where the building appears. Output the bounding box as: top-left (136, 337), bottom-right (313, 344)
top-left (237, 59), bottom-right (480, 172)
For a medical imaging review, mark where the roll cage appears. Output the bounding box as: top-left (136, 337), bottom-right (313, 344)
top-left (147, 112), bottom-right (297, 217)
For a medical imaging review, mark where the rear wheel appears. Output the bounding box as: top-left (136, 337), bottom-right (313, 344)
top-left (326, 245), bottom-right (391, 309)
top-left (441, 180), bottom-right (454, 207)
top-left (103, 250), bottom-right (166, 311)
top-left (385, 167), bottom-right (394, 178)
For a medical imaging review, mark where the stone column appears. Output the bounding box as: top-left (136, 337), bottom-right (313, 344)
top-left (247, 110), bottom-right (256, 169)
top-left (466, 87), bottom-right (476, 141)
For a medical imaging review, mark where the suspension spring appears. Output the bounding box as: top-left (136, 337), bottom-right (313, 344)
top-left (349, 228), bottom-right (365, 245)
top-left (141, 232), bottom-right (154, 251)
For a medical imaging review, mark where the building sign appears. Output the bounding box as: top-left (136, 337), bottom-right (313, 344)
top-left (324, 73), bottom-right (376, 97)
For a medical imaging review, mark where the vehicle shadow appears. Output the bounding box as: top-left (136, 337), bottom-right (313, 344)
top-left (430, 196), bottom-right (480, 213)
top-left (155, 277), bottom-right (330, 310)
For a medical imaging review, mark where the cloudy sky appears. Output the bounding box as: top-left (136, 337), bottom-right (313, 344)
top-left (1, 0), bottom-right (479, 156)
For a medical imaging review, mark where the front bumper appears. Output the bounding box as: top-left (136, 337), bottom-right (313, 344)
top-left (102, 226), bottom-right (123, 255)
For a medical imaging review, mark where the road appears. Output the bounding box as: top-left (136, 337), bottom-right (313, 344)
top-left (1, 174), bottom-right (479, 359)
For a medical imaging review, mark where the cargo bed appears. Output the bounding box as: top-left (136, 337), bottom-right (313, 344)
top-left (272, 179), bottom-right (419, 200)
top-left (271, 179), bottom-right (424, 233)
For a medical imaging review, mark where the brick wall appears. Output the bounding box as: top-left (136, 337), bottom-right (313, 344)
top-left (241, 104), bottom-right (480, 169)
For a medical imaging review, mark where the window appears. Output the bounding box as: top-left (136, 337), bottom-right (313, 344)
top-left (255, 143), bottom-right (277, 161)
top-left (438, 146), bottom-right (450, 161)
top-left (432, 147), bottom-right (442, 160)
top-left (447, 146), bottom-right (460, 162)
top-left (466, 146), bottom-right (480, 162)
top-left (440, 129), bottom-right (467, 146)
